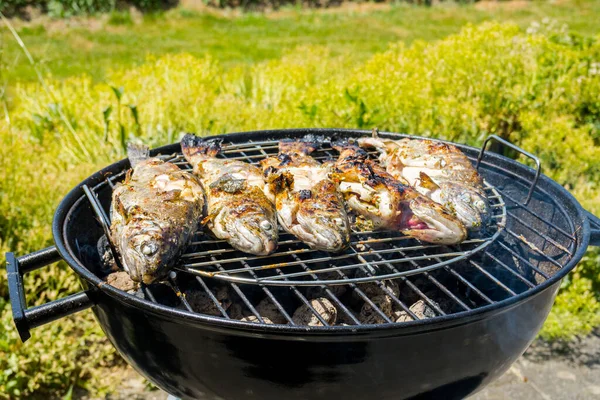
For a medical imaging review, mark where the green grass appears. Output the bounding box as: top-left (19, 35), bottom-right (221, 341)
top-left (3, 0), bottom-right (600, 83)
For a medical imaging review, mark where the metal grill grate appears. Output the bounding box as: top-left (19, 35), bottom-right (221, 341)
top-left (84, 137), bottom-right (579, 326)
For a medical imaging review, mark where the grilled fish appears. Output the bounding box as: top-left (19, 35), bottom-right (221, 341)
top-left (331, 141), bottom-right (466, 244)
top-left (110, 144), bottom-right (204, 284)
top-left (181, 134), bottom-right (278, 255)
top-left (260, 137), bottom-right (351, 252)
top-left (358, 131), bottom-right (491, 230)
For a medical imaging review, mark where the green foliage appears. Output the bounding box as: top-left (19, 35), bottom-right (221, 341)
top-left (0, 0), bottom-right (174, 17)
top-left (46, 0), bottom-right (115, 17)
top-left (1, 19), bottom-right (600, 397)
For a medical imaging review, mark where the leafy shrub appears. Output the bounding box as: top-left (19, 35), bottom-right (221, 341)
top-left (2, 21), bottom-right (600, 397)
top-left (0, 0), bottom-right (175, 17)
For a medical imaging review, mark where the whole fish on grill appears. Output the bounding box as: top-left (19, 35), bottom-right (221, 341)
top-left (331, 141), bottom-right (466, 244)
top-left (260, 136), bottom-right (351, 252)
top-left (358, 130), bottom-right (491, 231)
top-left (110, 144), bottom-right (204, 284)
top-left (181, 134), bottom-right (278, 255)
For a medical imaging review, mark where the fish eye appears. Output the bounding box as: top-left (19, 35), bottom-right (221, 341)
top-left (260, 220), bottom-right (272, 230)
top-left (141, 242), bottom-right (158, 257)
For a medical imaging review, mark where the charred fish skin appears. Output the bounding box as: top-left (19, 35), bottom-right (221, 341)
top-left (358, 131), bottom-right (491, 231)
top-left (260, 136), bottom-right (351, 252)
top-left (331, 141), bottom-right (466, 245)
top-left (110, 143), bottom-right (204, 285)
top-left (181, 134), bottom-right (278, 256)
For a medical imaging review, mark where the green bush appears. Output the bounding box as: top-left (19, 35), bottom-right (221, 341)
top-left (1, 20), bottom-right (599, 397)
top-left (0, 0), bottom-right (174, 17)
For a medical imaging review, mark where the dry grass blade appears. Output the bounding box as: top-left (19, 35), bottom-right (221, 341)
top-left (0, 12), bottom-right (92, 161)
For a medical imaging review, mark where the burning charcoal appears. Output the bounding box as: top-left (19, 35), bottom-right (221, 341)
top-left (255, 298), bottom-right (288, 324)
top-left (106, 271), bottom-right (138, 293)
top-left (186, 287), bottom-right (232, 317)
top-left (360, 294), bottom-right (393, 324)
top-left (241, 315), bottom-right (274, 324)
top-left (394, 300), bottom-right (439, 322)
top-left (292, 298), bottom-right (337, 326)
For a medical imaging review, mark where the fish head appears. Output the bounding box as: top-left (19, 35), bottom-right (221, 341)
top-left (403, 197), bottom-right (467, 244)
top-left (120, 219), bottom-right (174, 284)
top-left (293, 181), bottom-right (351, 252)
top-left (213, 201), bottom-right (278, 256)
top-left (439, 183), bottom-right (491, 231)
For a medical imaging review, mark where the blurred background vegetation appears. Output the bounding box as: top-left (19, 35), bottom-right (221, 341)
top-left (1, 0), bottom-right (599, 398)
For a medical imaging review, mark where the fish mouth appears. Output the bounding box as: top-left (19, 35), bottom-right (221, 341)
top-left (294, 213), bottom-right (350, 252)
top-left (225, 216), bottom-right (278, 256)
top-left (119, 223), bottom-right (165, 284)
top-left (400, 199), bottom-right (467, 244)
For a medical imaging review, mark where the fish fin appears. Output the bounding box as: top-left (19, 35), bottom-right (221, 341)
top-left (209, 173), bottom-right (247, 194)
top-left (418, 172), bottom-right (440, 190)
top-left (181, 133), bottom-right (222, 160)
top-left (127, 143), bottom-right (150, 168)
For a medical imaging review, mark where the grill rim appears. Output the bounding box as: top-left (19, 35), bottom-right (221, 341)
top-left (53, 128), bottom-right (592, 335)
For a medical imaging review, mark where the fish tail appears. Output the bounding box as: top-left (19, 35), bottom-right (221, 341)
top-left (127, 143), bottom-right (150, 167)
top-left (279, 134), bottom-right (323, 155)
top-left (181, 133), bottom-right (222, 160)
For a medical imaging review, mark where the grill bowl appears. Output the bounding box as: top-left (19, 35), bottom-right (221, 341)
top-left (8, 129), bottom-right (599, 400)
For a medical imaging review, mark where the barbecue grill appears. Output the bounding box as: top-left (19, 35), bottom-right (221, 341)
top-left (7, 128), bottom-right (600, 400)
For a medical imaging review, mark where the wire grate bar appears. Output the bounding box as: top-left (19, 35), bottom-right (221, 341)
top-left (291, 254), bottom-right (360, 325)
top-left (211, 256), bottom-right (265, 323)
top-left (238, 259), bottom-right (296, 325)
top-left (483, 252), bottom-right (537, 288)
top-left (494, 241), bottom-right (551, 280)
top-left (182, 240), bottom-right (486, 270)
top-left (358, 244), bottom-right (446, 317)
top-left (506, 210), bottom-right (573, 256)
top-left (498, 191), bottom-right (576, 241)
top-left (468, 260), bottom-right (518, 296)
top-left (505, 229), bottom-right (564, 269)
top-left (193, 276), bottom-right (230, 318)
top-left (168, 274), bottom-right (195, 312)
top-left (443, 266), bottom-right (495, 305)
top-left (141, 285), bottom-right (158, 303)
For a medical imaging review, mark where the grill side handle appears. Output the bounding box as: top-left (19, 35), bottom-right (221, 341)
top-left (6, 246), bottom-right (93, 343)
top-left (476, 134), bottom-right (541, 206)
top-left (586, 210), bottom-right (600, 247)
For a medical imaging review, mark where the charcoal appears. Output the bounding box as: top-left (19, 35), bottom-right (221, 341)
top-left (240, 315), bottom-right (274, 324)
top-left (353, 279), bottom-right (400, 300)
top-left (255, 298), bottom-right (288, 324)
top-left (186, 286), bottom-right (232, 316)
top-left (395, 300), bottom-right (439, 322)
top-left (306, 272), bottom-right (347, 299)
top-left (360, 295), bottom-right (393, 324)
top-left (106, 271), bottom-right (138, 293)
top-left (228, 303), bottom-right (246, 319)
top-left (292, 298), bottom-right (337, 326)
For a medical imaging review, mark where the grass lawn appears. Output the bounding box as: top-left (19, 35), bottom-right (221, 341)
top-left (3, 0), bottom-right (600, 83)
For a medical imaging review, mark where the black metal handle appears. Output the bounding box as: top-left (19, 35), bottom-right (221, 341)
top-left (6, 246), bottom-right (93, 343)
top-left (586, 210), bottom-right (600, 247)
top-left (475, 134), bottom-right (541, 206)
